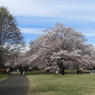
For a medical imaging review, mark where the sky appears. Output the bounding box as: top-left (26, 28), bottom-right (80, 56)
top-left (0, 0), bottom-right (95, 50)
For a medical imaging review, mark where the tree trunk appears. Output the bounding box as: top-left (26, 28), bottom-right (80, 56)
top-left (76, 66), bottom-right (80, 75)
top-left (61, 66), bottom-right (65, 75)
top-left (58, 62), bottom-right (65, 75)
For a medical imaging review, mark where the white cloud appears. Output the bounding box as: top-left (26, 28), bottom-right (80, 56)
top-left (21, 44), bottom-right (30, 52)
top-left (1, 0), bottom-right (95, 21)
top-left (20, 28), bottom-right (95, 38)
top-left (83, 33), bottom-right (95, 37)
top-left (20, 28), bottom-right (45, 34)
top-left (78, 29), bottom-right (95, 37)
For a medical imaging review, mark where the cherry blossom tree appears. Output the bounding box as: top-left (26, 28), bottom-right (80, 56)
top-left (15, 23), bottom-right (95, 75)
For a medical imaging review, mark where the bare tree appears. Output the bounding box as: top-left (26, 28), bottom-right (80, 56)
top-left (0, 6), bottom-right (24, 67)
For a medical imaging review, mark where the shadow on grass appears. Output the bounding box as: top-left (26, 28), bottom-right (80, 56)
top-left (26, 70), bottom-right (90, 76)
top-left (26, 70), bottom-right (54, 75)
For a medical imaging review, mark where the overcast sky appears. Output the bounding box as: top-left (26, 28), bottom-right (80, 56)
top-left (1, 0), bottom-right (95, 48)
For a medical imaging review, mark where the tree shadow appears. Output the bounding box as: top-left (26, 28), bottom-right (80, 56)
top-left (26, 70), bottom-right (54, 75)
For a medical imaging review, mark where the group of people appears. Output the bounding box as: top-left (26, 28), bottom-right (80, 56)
top-left (54, 69), bottom-right (59, 75)
top-left (18, 66), bottom-right (28, 75)
top-left (6, 66), bottom-right (28, 75)
top-left (54, 66), bottom-right (83, 75)
top-left (6, 66), bottom-right (84, 75)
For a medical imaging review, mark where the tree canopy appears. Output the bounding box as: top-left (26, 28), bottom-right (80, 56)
top-left (0, 6), bottom-right (24, 67)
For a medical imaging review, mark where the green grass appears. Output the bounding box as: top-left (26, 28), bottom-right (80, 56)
top-left (27, 71), bottom-right (95, 95)
top-left (0, 73), bottom-right (8, 81)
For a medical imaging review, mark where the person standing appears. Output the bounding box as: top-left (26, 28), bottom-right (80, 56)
top-left (6, 67), bottom-right (10, 75)
top-left (80, 66), bottom-right (83, 74)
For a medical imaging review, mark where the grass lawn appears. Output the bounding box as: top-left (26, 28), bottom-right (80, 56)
top-left (0, 73), bottom-right (8, 81)
top-left (27, 70), bottom-right (95, 95)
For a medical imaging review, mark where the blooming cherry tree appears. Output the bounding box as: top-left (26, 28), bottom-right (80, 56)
top-left (15, 23), bottom-right (95, 75)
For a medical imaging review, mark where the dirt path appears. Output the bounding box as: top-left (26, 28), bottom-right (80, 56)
top-left (0, 73), bottom-right (29, 95)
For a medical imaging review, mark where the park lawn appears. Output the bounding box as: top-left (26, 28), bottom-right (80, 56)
top-left (27, 71), bottom-right (95, 95)
top-left (0, 73), bottom-right (8, 81)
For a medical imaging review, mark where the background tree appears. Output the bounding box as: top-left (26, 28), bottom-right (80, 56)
top-left (0, 6), bottom-right (24, 67)
top-left (5, 50), bottom-right (23, 67)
